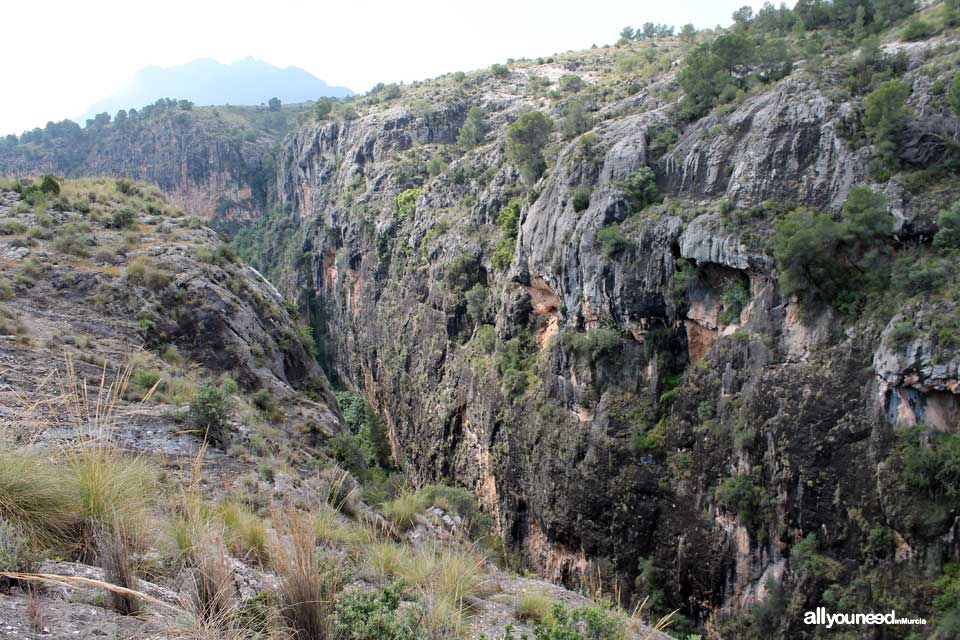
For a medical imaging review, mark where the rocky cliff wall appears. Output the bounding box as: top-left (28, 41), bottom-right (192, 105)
top-left (258, 33), bottom-right (960, 636)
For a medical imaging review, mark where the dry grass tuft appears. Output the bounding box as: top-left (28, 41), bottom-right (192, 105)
top-left (185, 531), bottom-right (238, 630)
top-left (94, 521), bottom-right (141, 615)
top-left (515, 588), bottom-right (554, 624)
top-left (0, 448), bottom-right (79, 547)
top-left (272, 507), bottom-right (342, 640)
top-left (218, 500), bottom-right (269, 565)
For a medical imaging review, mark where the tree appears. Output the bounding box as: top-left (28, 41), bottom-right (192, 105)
top-left (874, 0), bottom-right (916, 27)
top-left (38, 174), bottom-right (60, 196)
top-left (621, 167), bottom-right (659, 211)
top-left (772, 208), bottom-right (850, 304)
top-left (680, 24), bottom-right (697, 41)
top-left (756, 38), bottom-right (792, 82)
top-left (902, 16), bottom-right (933, 41)
top-left (177, 99), bottom-right (194, 111)
top-left (949, 74), bottom-right (960, 116)
top-left (561, 97), bottom-right (592, 138)
top-left (465, 284), bottom-right (489, 324)
top-left (947, 0), bottom-right (960, 26)
top-left (457, 106), bottom-right (485, 150)
top-left (559, 74), bottom-right (584, 93)
top-left (842, 186), bottom-right (893, 242)
top-left (505, 111), bottom-right (553, 184)
top-left (313, 97), bottom-right (334, 121)
top-left (641, 22), bottom-right (656, 39)
top-left (619, 26), bottom-right (636, 41)
top-left (189, 382), bottom-right (233, 447)
top-left (934, 200), bottom-right (960, 251)
top-left (732, 5), bottom-right (754, 27)
top-left (864, 79), bottom-right (910, 170)
top-left (268, 97), bottom-right (281, 111)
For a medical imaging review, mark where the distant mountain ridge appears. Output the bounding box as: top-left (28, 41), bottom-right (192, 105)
top-left (80, 57), bottom-right (352, 122)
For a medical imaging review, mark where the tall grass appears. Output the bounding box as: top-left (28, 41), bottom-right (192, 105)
top-left (94, 521), bottom-right (141, 615)
top-left (515, 588), bottom-right (554, 623)
top-left (57, 357), bottom-right (160, 554)
top-left (218, 500), bottom-right (269, 565)
top-left (272, 507), bottom-right (341, 639)
top-left (0, 448), bottom-right (79, 546)
top-left (381, 491), bottom-right (425, 532)
top-left (315, 505), bottom-right (374, 551)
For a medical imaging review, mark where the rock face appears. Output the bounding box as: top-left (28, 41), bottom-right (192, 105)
top-left (249, 33), bottom-right (960, 635)
top-left (661, 77), bottom-right (870, 209)
top-left (0, 103), bottom-right (309, 233)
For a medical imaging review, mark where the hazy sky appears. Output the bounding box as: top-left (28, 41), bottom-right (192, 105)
top-left (2, 0), bottom-right (781, 135)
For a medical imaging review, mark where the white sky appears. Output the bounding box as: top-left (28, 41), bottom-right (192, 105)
top-left (1, 0), bottom-right (781, 135)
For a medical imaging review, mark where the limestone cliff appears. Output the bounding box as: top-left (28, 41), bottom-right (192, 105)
top-left (247, 23), bottom-right (960, 637)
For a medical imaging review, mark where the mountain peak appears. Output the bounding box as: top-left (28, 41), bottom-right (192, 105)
top-left (80, 57), bottom-right (352, 122)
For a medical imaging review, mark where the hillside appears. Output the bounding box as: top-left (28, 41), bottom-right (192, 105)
top-left (0, 101), bottom-right (312, 234)
top-left (235, 1), bottom-right (960, 637)
top-left (2, 1), bottom-right (960, 638)
top-left (79, 57), bottom-right (353, 124)
top-left (0, 177), bottom-right (673, 640)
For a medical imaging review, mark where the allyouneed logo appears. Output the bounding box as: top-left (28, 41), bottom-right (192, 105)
top-left (804, 608), bottom-right (927, 628)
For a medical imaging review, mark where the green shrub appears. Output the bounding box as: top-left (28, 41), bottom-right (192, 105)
top-left (0, 279), bottom-right (14, 301)
top-left (863, 79), bottom-right (910, 172)
top-left (189, 382), bottom-right (233, 446)
top-left (621, 166), bottom-right (659, 211)
top-left (39, 174), bottom-right (60, 195)
top-left (515, 589), bottom-right (554, 624)
top-left (515, 602), bottom-right (627, 640)
top-left (334, 582), bottom-right (425, 640)
top-left (596, 225), bottom-right (630, 258)
top-left (950, 73), bottom-right (960, 116)
top-left (417, 484), bottom-right (490, 536)
top-left (394, 188), bottom-right (421, 221)
top-left (382, 492), bottom-right (425, 532)
top-left (841, 186), bottom-right (893, 242)
top-left (491, 198), bottom-right (523, 270)
top-left (717, 476), bottom-right (764, 528)
top-left (426, 153), bottom-right (447, 178)
top-left (115, 178), bottom-right (136, 196)
top-left (491, 63), bottom-right (509, 77)
top-left (126, 257), bottom-right (172, 290)
top-left (313, 97), bottom-right (335, 121)
top-left (772, 208), bottom-right (849, 305)
top-left (902, 16), bottom-right (933, 40)
top-left (893, 427), bottom-right (960, 501)
top-left (669, 258), bottom-right (697, 308)
top-left (505, 111), bottom-right (554, 184)
top-left (719, 279), bottom-right (750, 324)
top-left (251, 389), bottom-right (281, 422)
top-left (465, 284), bottom-right (489, 325)
top-left (571, 186), bottom-right (592, 212)
top-left (561, 97), bottom-right (592, 138)
top-left (888, 321), bottom-right (917, 349)
top-left (0, 220), bottom-right (27, 236)
top-left (457, 106), bottom-right (485, 150)
top-left (561, 327), bottom-right (622, 366)
top-left (475, 325), bottom-right (496, 354)
top-left (443, 255), bottom-right (479, 292)
top-left (934, 200), bottom-right (960, 251)
top-left (559, 74), bottom-right (584, 93)
top-left (130, 369), bottom-right (162, 396)
top-left (791, 534), bottom-right (842, 580)
top-left (109, 207), bottom-right (137, 229)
